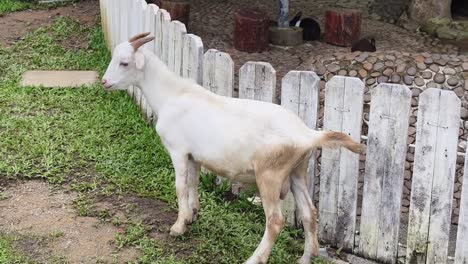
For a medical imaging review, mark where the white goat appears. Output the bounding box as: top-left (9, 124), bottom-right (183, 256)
top-left (102, 32), bottom-right (362, 264)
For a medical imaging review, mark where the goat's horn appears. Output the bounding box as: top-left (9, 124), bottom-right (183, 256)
top-left (128, 32), bottom-right (151, 43)
top-left (131, 36), bottom-right (155, 50)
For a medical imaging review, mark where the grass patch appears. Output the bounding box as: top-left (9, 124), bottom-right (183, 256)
top-left (0, 16), bottom-right (330, 264)
top-left (0, 235), bottom-right (32, 264)
top-left (0, 0), bottom-right (75, 16)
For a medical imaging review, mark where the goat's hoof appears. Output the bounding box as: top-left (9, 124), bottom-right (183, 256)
top-left (169, 223), bottom-right (186, 237)
top-left (298, 256), bottom-right (311, 264)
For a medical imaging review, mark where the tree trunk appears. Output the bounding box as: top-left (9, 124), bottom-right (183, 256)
top-left (408, 0), bottom-right (452, 24)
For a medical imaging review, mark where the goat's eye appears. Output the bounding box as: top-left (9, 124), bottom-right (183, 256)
top-left (120, 62), bottom-right (128, 67)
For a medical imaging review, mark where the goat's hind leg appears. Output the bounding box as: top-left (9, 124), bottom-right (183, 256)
top-left (291, 160), bottom-right (319, 264)
top-left (244, 171), bottom-right (285, 264)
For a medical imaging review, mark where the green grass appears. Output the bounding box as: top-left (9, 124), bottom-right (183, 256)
top-left (0, 16), bottom-right (330, 264)
top-left (0, 235), bottom-right (32, 264)
top-left (0, 0), bottom-right (75, 16)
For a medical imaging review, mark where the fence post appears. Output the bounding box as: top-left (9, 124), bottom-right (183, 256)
top-left (239, 62), bottom-right (276, 102)
top-left (155, 9), bottom-right (170, 60)
top-left (147, 4), bottom-right (159, 53)
top-left (99, 0), bottom-right (110, 50)
top-left (319, 76), bottom-right (364, 251)
top-left (280, 71), bottom-right (320, 226)
top-left (406, 89), bottom-right (460, 264)
top-left (456, 149), bottom-right (468, 264)
top-left (173, 21), bottom-right (187, 76)
top-left (182, 34), bottom-right (204, 85)
top-left (237, 62), bottom-right (276, 194)
top-left (358, 83), bottom-right (411, 263)
top-left (203, 49), bottom-right (234, 97)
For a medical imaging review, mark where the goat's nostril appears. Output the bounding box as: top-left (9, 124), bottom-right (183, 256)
top-left (101, 79), bottom-right (107, 85)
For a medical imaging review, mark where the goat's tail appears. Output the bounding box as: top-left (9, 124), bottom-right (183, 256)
top-left (314, 131), bottom-right (363, 154)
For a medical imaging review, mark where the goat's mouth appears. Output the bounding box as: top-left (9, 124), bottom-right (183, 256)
top-left (102, 84), bottom-right (115, 90)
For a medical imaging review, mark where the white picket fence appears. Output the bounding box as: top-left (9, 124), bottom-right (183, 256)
top-left (99, 1), bottom-right (468, 263)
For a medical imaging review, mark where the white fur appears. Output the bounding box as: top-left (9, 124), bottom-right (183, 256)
top-left (102, 39), bottom-right (326, 264)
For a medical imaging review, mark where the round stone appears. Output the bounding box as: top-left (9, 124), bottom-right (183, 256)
top-left (422, 71), bottom-right (433, 79)
top-left (430, 64), bottom-right (440, 72)
top-left (368, 57), bottom-right (378, 63)
top-left (414, 55), bottom-right (424, 63)
top-left (454, 87), bottom-right (465, 97)
top-left (447, 77), bottom-right (459, 86)
top-left (367, 78), bottom-right (376, 85)
top-left (374, 62), bottom-right (384, 71)
top-left (327, 64), bottom-right (340, 73)
top-left (385, 55), bottom-right (396, 61)
top-left (364, 94), bottom-right (371, 103)
top-left (434, 73), bottom-right (446, 84)
top-left (415, 77), bottom-right (425, 86)
top-left (385, 61), bottom-right (394, 67)
top-left (427, 81), bottom-right (438, 88)
top-left (403, 75), bottom-right (413, 85)
top-left (378, 76), bottom-right (389, 83)
top-left (424, 57), bottom-right (434, 64)
top-left (433, 54), bottom-right (441, 60)
top-left (462, 62), bottom-right (468, 71)
top-left (462, 108), bottom-right (468, 120)
top-left (412, 87), bottom-right (422, 97)
top-left (443, 67), bottom-right (456, 75)
top-left (316, 65), bottom-right (327, 76)
top-left (363, 62), bottom-right (373, 71)
top-left (396, 64), bottom-right (406, 73)
top-left (359, 69), bottom-right (368, 78)
top-left (407, 67), bottom-right (417, 76)
top-left (391, 74), bottom-right (401, 83)
top-left (349, 70), bottom-right (358, 77)
top-left (435, 59), bottom-right (447, 66)
top-left (417, 62), bottom-right (427, 70)
top-left (338, 69), bottom-right (347, 76)
top-left (383, 68), bottom-right (393, 76)
top-left (371, 71), bottom-right (381, 77)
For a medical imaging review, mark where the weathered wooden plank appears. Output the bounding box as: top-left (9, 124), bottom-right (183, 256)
top-left (456, 150), bottom-right (468, 264)
top-left (147, 4), bottom-right (159, 53)
top-left (358, 84), bottom-right (411, 263)
top-left (203, 49), bottom-right (234, 97)
top-left (319, 76), bottom-right (364, 251)
top-left (239, 62), bottom-right (276, 102)
top-left (182, 34), bottom-right (204, 84)
top-left (161, 9), bottom-right (172, 65)
top-left (280, 71), bottom-right (320, 226)
top-left (155, 9), bottom-right (170, 59)
top-left (119, 0), bottom-right (128, 42)
top-left (99, 0), bottom-right (110, 50)
top-left (172, 21), bottom-right (186, 76)
top-left (406, 89), bottom-right (460, 264)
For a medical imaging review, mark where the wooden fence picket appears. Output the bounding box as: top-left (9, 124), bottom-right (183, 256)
top-left (280, 71), bottom-right (320, 226)
top-left (319, 76), bottom-right (364, 251)
top-left (358, 84), bottom-right (411, 263)
top-left (147, 4), bottom-right (159, 53)
top-left (173, 21), bottom-right (187, 76)
top-left (239, 62), bottom-right (276, 102)
top-left (406, 89), bottom-right (460, 264)
top-left (455, 155), bottom-right (468, 264)
top-left (203, 49), bottom-right (234, 97)
top-left (182, 34), bottom-right (204, 84)
top-left (155, 9), bottom-right (170, 59)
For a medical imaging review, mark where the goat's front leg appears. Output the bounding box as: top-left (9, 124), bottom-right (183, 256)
top-left (187, 161), bottom-right (201, 222)
top-left (169, 152), bottom-right (192, 237)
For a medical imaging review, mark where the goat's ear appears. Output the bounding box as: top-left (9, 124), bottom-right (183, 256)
top-left (135, 51), bottom-right (145, 70)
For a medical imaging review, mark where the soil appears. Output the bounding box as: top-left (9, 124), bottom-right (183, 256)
top-left (0, 180), bottom-right (139, 263)
top-left (0, 0), bottom-right (99, 46)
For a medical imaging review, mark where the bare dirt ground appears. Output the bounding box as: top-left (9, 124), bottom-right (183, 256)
top-left (0, 180), bottom-right (139, 263)
top-left (0, 0), bottom-right (99, 47)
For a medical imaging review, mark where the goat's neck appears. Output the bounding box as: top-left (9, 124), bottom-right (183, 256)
top-left (136, 49), bottom-right (185, 116)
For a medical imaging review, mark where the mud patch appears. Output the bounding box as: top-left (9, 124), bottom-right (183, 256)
top-left (0, 0), bottom-right (99, 46)
top-left (0, 180), bottom-right (139, 263)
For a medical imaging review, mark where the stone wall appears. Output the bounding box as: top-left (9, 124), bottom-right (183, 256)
top-left (308, 50), bottom-right (468, 224)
